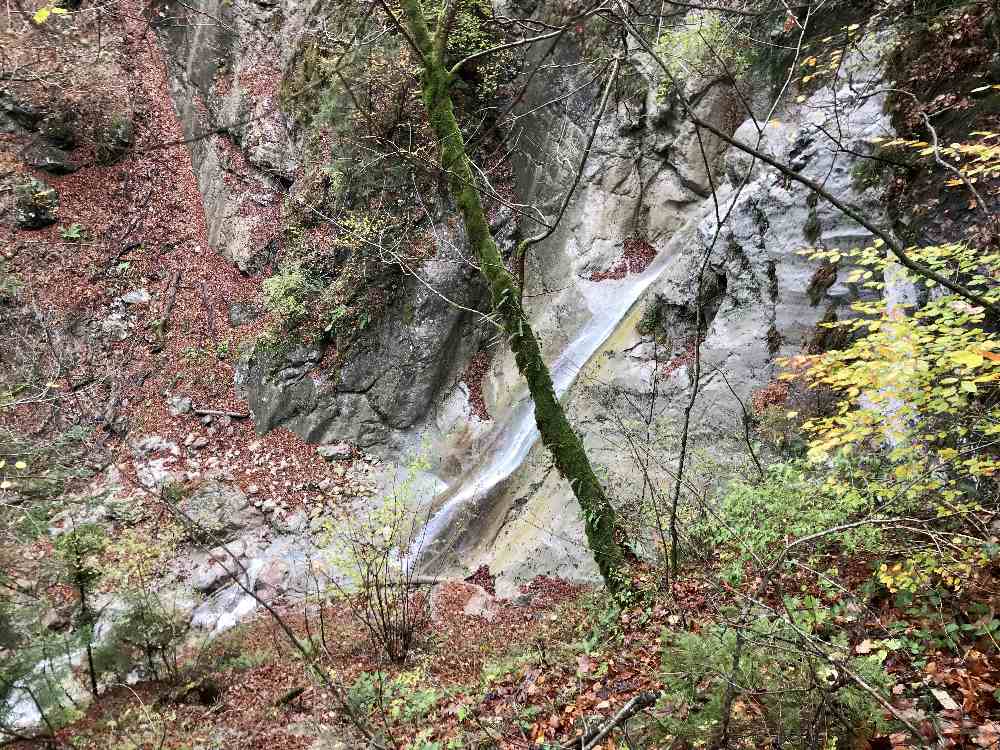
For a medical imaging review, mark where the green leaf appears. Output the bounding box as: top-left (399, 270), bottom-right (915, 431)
top-left (951, 350), bottom-right (985, 368)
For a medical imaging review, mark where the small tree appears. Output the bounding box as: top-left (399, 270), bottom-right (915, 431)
top-left (321, 457), bottom-right (433, 664)
top-left (54, 523), bottom-right (107, 700)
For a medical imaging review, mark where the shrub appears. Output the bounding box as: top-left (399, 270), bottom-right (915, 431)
top-left (92, 590), bottom-right (193, 684)
top-left (262, 266), bottom-right (321, 329)
top-left (657, 618), bottom-right (893, 748)
top-left (694, 462), bottom-right (881, 581)
top-left (348, 670), bottom-right (440, 723)
top-left (655, 10), bottom-right (748, 96)
top-left (319, 455), bottom-right (432, 663)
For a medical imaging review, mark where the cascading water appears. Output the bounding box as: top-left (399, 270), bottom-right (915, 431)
top-left (412, 240), bottom-right (683, 564)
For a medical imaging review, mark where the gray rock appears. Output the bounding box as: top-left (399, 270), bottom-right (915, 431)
top-left (227, 301), bottom-right (263, 327)
top-left (724, 119), bottom-right (796, 185)
top-left (95, 115), bottom-right (134, 165)
top-left (167, 395), bottom-right (193, 416)
top-left (191, 541), bottom-right (248, 592)
top-left (41, 607), bottom-right (70, 631)
top-left (120, 288), bottom-right (151, 305)
top-left (13, 177), bottom-right (58, 229)
top-left (21, 142), bottom-right (77, 174)
top-left (179, 482), bottom-right (261, 543)
top-left (40, 110), bottom-right (78, 149)
top-left (0, 91), bottom-right (41, 133)
top-left (316, 442), bottom-right (352, 461)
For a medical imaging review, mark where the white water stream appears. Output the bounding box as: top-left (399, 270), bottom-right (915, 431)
top-left (414, 242), bottom-right (681, 561)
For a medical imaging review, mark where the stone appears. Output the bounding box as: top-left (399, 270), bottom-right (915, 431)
top-left (13, 177), bottom-right (58, 229)
top-left (40, 110), bottom-right (78, 149)
top-left (429, 581), bottom-right (500, 624)
top-left (179, 482), bottom-right (262, 543)
top-left (95, 114), bottom-right (134, 165)
top-left (0, 91), bottom-right (41, 133)
top-left (227, 301), bottom-right (264, 327)
top-left (316, 442), bottom-right (352, 461)
top-left (41, 607), bottom-right (70, 631)
top-left (121, 288), bottom-right (151, 305)
top-left (21, 142), bottom-right (77, 174)
top-left (191, 541), bottom-right (247, 592)
top-left (167, 395), bottom-right (193, 416)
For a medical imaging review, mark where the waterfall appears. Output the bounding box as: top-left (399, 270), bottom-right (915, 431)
top-left (412, 240), bottom-right (681, 563)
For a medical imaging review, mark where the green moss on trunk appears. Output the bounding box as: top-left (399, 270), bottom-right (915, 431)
top-left (398, 0), bottom-right (626, 592)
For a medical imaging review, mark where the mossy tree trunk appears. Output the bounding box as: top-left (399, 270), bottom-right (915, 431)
top-left (396, 0), bottom-right (627, 592)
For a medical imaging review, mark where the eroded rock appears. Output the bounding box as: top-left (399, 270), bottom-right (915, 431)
top-left (13, 177), bottom-right (58, 229)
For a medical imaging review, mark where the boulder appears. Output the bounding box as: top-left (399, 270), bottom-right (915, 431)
top-left (0, 90), bottom-right (41, 133)
top-left (95, 115), bottom-right (134, 165)
top-left (317, 442), bottom-right (352, 461)
top-left (40, 110), bottom-right (78, 149)
top-left (179, 482), bottom-right (262, 543)
top-left (167, 395), bottom-right (193, 416)
top-left (190, 540), bottom-right (249, 592)
top-left (21, 142), bottom-right (77, 174)
top-left (13, 177), bottom-right (58, 229)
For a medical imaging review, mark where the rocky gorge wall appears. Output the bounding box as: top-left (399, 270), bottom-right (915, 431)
top-left (154, 1), bottom-right (896, 589)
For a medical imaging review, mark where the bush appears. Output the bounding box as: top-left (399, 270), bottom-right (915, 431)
top-left (655, 10), bottom-right (748, 95)
top-left (348, 670), bottom-right (440, 723)
top-left (694, 462), bottom-right (881, 581)
top-left (262, 266), bottom-right (321, 330)
top-left (92, 590), bottom-right (193, 684)
top-left (657, 618), bottom-right (892, 748)
top-left (319, 456), bottom-right (432, 663)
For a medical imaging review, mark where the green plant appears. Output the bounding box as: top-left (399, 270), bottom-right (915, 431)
top-left (694, 462), bottom-right (881, 581)
top-left (55, 523), bottom-right (108, 699)
top-left (91, 590), bottom-right (192, 684)
top-left (657, 619), bottom-right (892, 748)
top-left (348, 670), bottom-right (440, 723)
top-left (0, 271), bottom-right (23, 303)
top-left (655, 10), bottom-right (749, 97)
top-left (262, 266), bottom-right (321, 330)
top-left (59, 223), bottom-right (87, 242)
top-left (319, 453), bottom-right (432, 663)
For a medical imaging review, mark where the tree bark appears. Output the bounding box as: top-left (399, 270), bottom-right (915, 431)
top-left (397, 0), bottom-right (627, 592)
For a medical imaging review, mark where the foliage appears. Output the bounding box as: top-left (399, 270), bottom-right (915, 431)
top-left (32, 2), bottom-right (67, 25)
top-left (783, 131), bottom-right (1000, 611)
top-left (319, 453), bottom-right (432, 662)
top-left (655, 10), bottom-right (748, 96)
top-left (348, 670), bottom-right (441, 723)
top-left (91, 590), bottom-right (193, 684)
top-left (790, 236), bottom-right (999, 505)
top-left (262, 265), bottom-right (321, 329)
top-left (59, 223), bottom-right (87, 242)
top-left (657, 618), bottom-right (892, 748)
top-left (0, 426), bottom-right (90, 509)
top-left (695, 462), bottom-right (881, 581)
top-left (54, 523), bottom-right (107, 593)
top-left (0, 270), bottom-right (23, 304)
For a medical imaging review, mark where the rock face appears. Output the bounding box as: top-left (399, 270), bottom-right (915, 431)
top-left (13, 177), bottom-right (59, 229)
top-left (157, 0), bottom-right (488, 451)
top-left (154, 5), bottom-right (897, 591)
top-left (460, 36), bottom-right (897, 589)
